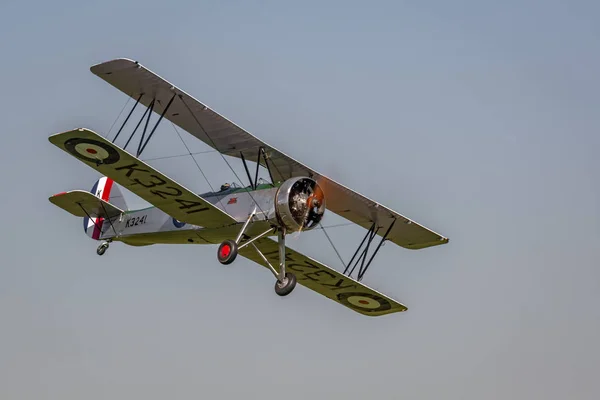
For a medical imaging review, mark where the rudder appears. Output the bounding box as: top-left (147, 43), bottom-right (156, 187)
top-left (84, 176), bottom-right (128, 239)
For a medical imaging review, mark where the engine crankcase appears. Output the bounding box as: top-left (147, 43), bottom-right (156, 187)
top-left (273, 177), bottom-right (326, 232)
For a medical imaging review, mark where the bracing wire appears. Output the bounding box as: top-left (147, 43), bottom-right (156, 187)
top-left (104, 94), bottom-right (358, 261)
top-left (167, 121), bottom-right (231, 214)
top-left (320, 225), bottom-right (346, 269)
top-left (178, 95), bottom-right (354, 268)
top-left (105, 97), bottom-right (131, 140)
top-left (141, 149), bottom-right (217, 163)
top-left (179, 97), bottom-right (269, 219)
top-left (319, 222), bottom-right (354, 229)
top-left (100, 91), bottom-right (373, 278)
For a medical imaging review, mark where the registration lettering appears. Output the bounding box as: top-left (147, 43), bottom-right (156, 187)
top-left (125, 215), bottom-right (147, 228)
top-left (114, 162), bottom-right (209, 215)
top-left (262, 249), bottom-right (357, 291)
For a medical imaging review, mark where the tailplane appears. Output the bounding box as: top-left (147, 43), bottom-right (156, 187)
top-left (83, 177), bottom-right (127, 239)
top-left (49, 176), bottom-right (128, 240)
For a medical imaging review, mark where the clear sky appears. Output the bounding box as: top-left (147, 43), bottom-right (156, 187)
top-left (1, 0), bottom-right (599, 398)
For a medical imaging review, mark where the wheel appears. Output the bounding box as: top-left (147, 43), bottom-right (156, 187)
top-left (217, 239), bottom-right (238, 265)
top-left (96, 242), bottom-right (109, 256)
top-left (274, 272), bottom-right (297, 296)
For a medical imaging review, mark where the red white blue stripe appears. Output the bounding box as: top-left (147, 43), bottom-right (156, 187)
top-left (83, 177), bottom-right (114, 240)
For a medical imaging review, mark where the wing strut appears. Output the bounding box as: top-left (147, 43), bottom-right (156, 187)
top-left (343, 219), bottom-right (396, 281)
top-left (240, 146), bottom-right (276, 190)
top-left (123, 99), bottom-right (151, 150)
top-left (116, 94), bottom-right (176, 158)
top-left (135, 98), bottom-right (155, 156)
top-left (111, 93), bottom-right (143, 143)
top-left (260, 147), bottom-right (276, 186)
top-left (137, 94), bottom-right (175, 157)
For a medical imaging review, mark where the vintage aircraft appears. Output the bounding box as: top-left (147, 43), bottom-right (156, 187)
top-left (48, 58), bottom-right (449, 317)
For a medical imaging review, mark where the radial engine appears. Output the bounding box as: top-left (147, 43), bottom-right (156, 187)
top-left (273, 177), bottom-right (326, 232)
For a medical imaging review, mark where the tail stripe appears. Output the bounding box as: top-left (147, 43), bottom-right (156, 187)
top-left (88, 177), bottom-right (115, 240)
top-left (83, 180), bottom-right (100, 234)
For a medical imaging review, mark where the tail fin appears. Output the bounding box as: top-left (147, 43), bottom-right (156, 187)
top-left (84, 176), bottom-right (128, 239)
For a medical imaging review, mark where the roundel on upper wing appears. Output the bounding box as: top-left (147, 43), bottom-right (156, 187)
top-left (173, 218), bottom-right (186, 228)
top-left (64, 138), bottom-right (120, 165)
top-left (336, 292), bottom-right (393, 313)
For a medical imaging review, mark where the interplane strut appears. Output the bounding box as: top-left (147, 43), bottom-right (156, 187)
top-left (116, 94), bottom-right (176, 158)
top-left (343, 219), bottom-right (396, 281)
top-left (240, 146), bottom-right (276, 189)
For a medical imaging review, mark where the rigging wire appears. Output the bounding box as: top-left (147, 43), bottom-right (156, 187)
top-left (318, 222), bottom-right (354, 229)
top-left (179, 95), bottom-right (353, 268)
top-left (167, 120), bottom-right (230, 215)
top-left (105, 97), bottom-right (131, 140)
top-left (141, 149), bottom-right (217, 163)
top-left (319, 225), bottom-right (346, 268)
top-left (179, 97), bottom-right (269, 219)
top-left (103, 94), bottom-right (360, 271)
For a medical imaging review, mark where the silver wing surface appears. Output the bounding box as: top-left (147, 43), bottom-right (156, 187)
top-left (91, 59), bottom-right (449, 249)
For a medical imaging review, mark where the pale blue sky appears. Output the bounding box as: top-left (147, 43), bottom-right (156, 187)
top-left (1, 0), bottom-right (599, 399)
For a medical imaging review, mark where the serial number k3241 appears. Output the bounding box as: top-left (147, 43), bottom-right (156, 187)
top-left (125, 215), bottom-right (147, 228)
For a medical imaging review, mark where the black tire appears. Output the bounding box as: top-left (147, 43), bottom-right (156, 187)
top-left (274, 272), bottom-right (297, 296)
top-left (217, 239), bottom-right (238, 265)
top-left (96, 243), bottom-right (108, 256)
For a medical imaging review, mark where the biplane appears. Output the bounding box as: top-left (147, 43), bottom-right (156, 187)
top-left (48, 58), bottom-right (449, 317)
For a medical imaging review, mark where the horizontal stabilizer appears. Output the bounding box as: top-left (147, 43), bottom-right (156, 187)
top-left (49, 190), bottom-right (123, 219)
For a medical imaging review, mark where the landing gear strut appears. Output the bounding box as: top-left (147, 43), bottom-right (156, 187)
top-left (272, 228), bottom-right (296, 296)
top-left (216, 207), bottom-right (258, 266)
top-left (217, 209), bottom-right (297, 296)
top-left (250, 228), bottom-right (297, 296)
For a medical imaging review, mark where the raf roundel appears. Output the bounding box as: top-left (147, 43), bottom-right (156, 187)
top-left (64, 138), bottom-right (121, 165)
top-left (172, 218), bottom-right (186, 228)
top-left (337, 292), bottom-right (394, 313)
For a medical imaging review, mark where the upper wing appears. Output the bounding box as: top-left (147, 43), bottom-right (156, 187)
top-left (49, 190), bottom-right (123, 219)
top-left (48, 128), bottom-right (237, 229)
top-left (90, 58), bottom-right (449, 250)
top-left (238, 237), bottom-right (407, 316)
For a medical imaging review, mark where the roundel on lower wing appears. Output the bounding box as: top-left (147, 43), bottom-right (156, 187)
top-left (64, 138), bottom-right (120, 165)
top-left (336, 292), bottom-right (393, 313)
top-left (172, 218), bottom-right (186, 228)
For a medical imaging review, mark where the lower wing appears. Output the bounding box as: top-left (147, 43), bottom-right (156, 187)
top-left (238, 238), bottom-right (407, 317)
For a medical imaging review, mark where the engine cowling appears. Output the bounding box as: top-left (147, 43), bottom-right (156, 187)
top-left (273, 177), bottom-right (326, 232)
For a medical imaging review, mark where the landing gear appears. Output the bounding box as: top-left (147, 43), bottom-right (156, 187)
top-left (216, 207), bottom-right (256, 265)
top-left (96, 241), bottom-right (109, 256)
top-left (217, 209), bottom-right (297, 296)
top-left (274, 272), bottom-right (297, 296)
top-left (250, 227), bottom-right (297, 296)
top-left (217, 239), bottom-right (238, 265)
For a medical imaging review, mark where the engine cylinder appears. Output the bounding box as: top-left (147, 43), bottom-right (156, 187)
top-left (274, 177), bottom-right (326, 232)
